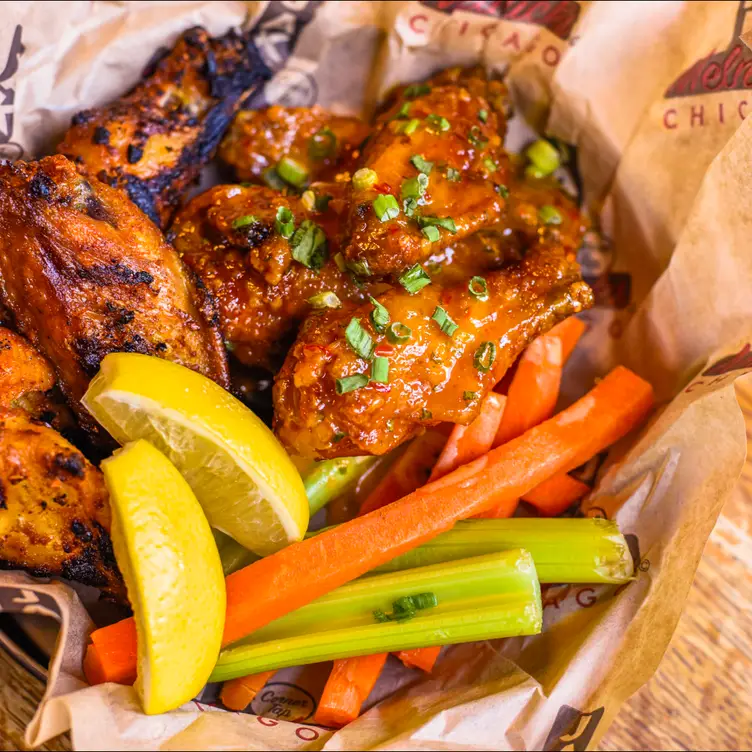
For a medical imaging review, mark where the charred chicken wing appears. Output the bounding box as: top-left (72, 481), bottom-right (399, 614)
top-left (219, 106), bottom-right (369, 185)
top-left (0, 408), bottom-right (123, 600)
top-left (274, 239), bottom-right (593, 459)
top-left (0, 156), bottom-right (230, 438)
top-left (0, 328), bottom-right (55, 409)
top-left (172, 183), bottom-right (366, 369)
top-left (58, 26), bottom-right (269, 228)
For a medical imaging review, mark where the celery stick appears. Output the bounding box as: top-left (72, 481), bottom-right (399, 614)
top-left (212, 530), bottom-right (258, 576)
top-left (369, 518), bottom-right (633, 583)
top-left (304, 456), bottom-right (378, 515)
top-left (210, 550), bottom-right (540, 681)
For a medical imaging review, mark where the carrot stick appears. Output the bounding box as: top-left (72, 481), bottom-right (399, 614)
top-left (220, 670), bottom-right (276, 711)
top-left (84, 366), bottom-right (653, 682)
top-left (359, 427), bottom-right (449, 515)
top-left (549, 316), bottom-right (586, 362)
top-left (429, 394), bottom-right (506, 482)
top-left (313, 653), bottom-right (388, 727)
top-left (521, 473), bottom-right (590, 517)
top-left (395, 646), bottom-right (442, 673)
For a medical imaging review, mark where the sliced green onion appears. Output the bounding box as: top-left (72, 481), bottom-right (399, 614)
top-left (525, 164), bottom-right (546, 180)
top-left (468, 275), bottom-right (489, 301)
top-left (308, 291), bottom-right (342, 309)
top-left (468, 125), bottom-right (488, 148)
top-left (421, 408), bottom-right (433, 420)
top-left (538, 205), bottom-right (562, 225)
top-left (263, 167), bottom-right (287, 191)
top-left (478, 108), bottom-right (488, 123)
top-left (417, 215), bottom-right (457, 234)
top-left (431, 306), bottom-right (458, 337)
top-left (425, 114), bottom-right (450, 132)
top-left (315, 193), bottom-right (332, 212)
top-left (332, 431), bottom-right (347, 443)
top-left (398, 263), bottom-right (431, 294)
top-left (303, 456), bottom-right (378, 516)
top-left (275, 205), bottom-right (295, 239)
top-left (277, 156), bottom-right (309, 188)
top-left (463, 390), bottom-right (478, 401)
top-left (422, 225), bottom-right (440, 242)
top-left (334, 252), bottom-right (347, 272)
top-left (394, 102), bottom-right (411, 120)
top-left (474, 341), bottom-right (496, 372)
top-left (386, 322), bottom-right (412, 344)
top-left (371, 356), bottom-right (389, 384)
top-left (346, 258), bottom-right (372, 277)
top-left (335, 373), bottom-right (369, 395)
top-left (404, 83), bottom-right (431, 99)
top-left (300, 190), bottom-right (316, 211)
top-left (232, 214), bottom-right (258, 229)
top-left (373, 194), bottom-right (400, 222)
top-left (526, 139), bottom-right (560, 177)
top-left (403, 197), bottom-right (418, 218)
top-left (308, 127), bottom-right (337, 159)
top-left (496, 184), bottom-right (510, 199)
top-left (483, 157), bottom-right (498, 173)
top-left (210, 550), bottom-right (542, 680)
top-left (401, 173), bottom-right (428, 201)
top-left (410, 154), bottom-right (433, 175)
top-left (352, 168), bottom-right (379, 192)
top-left (400, 118), bottom-right (421, 135)
top-left (369, 296), bottom-right (390, 333)
top-left (446, 167), bottom-right (461, 182)
top-left (345, 317), bottom-right (375, 360)
top-left (290, 220), bottom-right (328, 270)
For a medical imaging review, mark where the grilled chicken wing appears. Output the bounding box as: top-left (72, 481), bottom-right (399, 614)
top-left (0, 156), bottom-right (230, 438)
top-left (219, 106), bottom-right (369, 185)
top-left (274, 239), bottom-right (593, 458)
top-left (172, 183), bottom-right (367, 369)
top-left (342, 71), bottom-right (511, 276)
top-left (0, 408), bottom-right (123, 600)
top-left (58, 26), bottom-right (269, 228)
top-left (0, 328), bottom-right (55, 408)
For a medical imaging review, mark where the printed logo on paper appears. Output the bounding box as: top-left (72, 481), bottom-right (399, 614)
top-left (543, 704), bottom-right (605, 751)
top-left (0, 24), bottom-right (24, 160)
top-left (249, 681), bottom-right (316, 722)
top-left (685, 341), bottom-right (752, 394)
top-left (662, 1), bottom-right (752, 130)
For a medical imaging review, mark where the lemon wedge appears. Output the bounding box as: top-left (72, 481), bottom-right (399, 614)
top-left (102, 439), bottom-right (225, 714)
top-left (83, 353), bottom-right (308, 556)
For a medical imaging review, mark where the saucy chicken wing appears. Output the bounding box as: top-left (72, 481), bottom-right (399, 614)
top-left (274, 239), bottom-right (593, 459)
top-left (219, 106), bottom-right (369, 186)
top-left (342, 71), bottom-right (511, 276)
top-left (172, 183), bottom-right (367, 369)
top-left (58, 26), bottom-right (269, 228)
top-left (0, 328), bottom-right (55, 409)
top-left (0, 156), bottom-right (230, 438)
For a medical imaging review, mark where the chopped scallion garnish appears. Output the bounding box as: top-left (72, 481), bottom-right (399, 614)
top-left (496, 184), bottom-right (510, 199)
top-left (275, 206), bottom-right (295, 239)
top-left (446, 167), bottom-right (461, 182)
top-left (290, 219), bottom-right (328, 270)
top-left (332, 431), bottom-right (347, 443)
top-left (386, 322), bottom-right (411, 344)
top-left (308, 127), bottom-right (337, 159)
top-left (308, 291), bottom-right (342, 309)
top-left (538, 205), bottom-right (562, 225)
top-left (334, 252), bottom-right (347, 272)
top-left (431, 306), bottom-right (458, 337)
top-left (369, 296), bottom-right (390, 333)
top-left (410, 154), bottom-right (433, 174)
top-left (401, 118), bottom-right (421, 135)
top-left (394, 102), bottom-right (411, 120)
top-left (467, 125), bottom-right (488, 148)
top-left (352, 168), bottom-right (378, 191)
top-left (422, 225), bottom-right (440, 242)
top-left (232, 214), bottom-right (258, 229)
top-left (421, 408), bottom-right (433, 420)
top-left (404, 83), bottom-right (431, 99)
top-left (301, 190), bottom-right (316, 211)
top-left (426, 114), bottom-right (450, 132)
top-left (263, 167), bottom-right (286, 191)
top-left (526, 139), bottom-right (560, 176)
top-left (345, 317), bottom-right (375, 360)
top-left (478, 108), bottom-right (488, 123)
top-left (398, 263), bottom-right (431, 294)
top-left (373, 194), bottom-right (400, 222)
top-left (463, 390), bottom-right (478, 401)
top-left (371, 356), bottom-right (389, 383)
top-left (277, 156), bottom-right (309, 188)
top-left (315, 193), bottom-right (332, 212)
top-left (483, 157), bottom-right (497, 173)
top-left (468, 276), bottom-right (489, 301)
top-left (346, 258), bottom-right (372, 277)
top-left (525, 165), bottom-right (545, 180)
top-left (401, 173), bottom-right (428, 201)
top-left (474, 341), bottom-right (496, 372)
top-left (335, 373), bottom-right (369, 395)
top-left (417, 215), bottom-right (457, 234)
top-left (403, 197), bottom-right (418, 218)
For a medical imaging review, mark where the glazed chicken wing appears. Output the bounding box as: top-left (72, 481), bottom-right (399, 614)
top-left (274, 240), bottom-right (593, 458)
top-left (0, 408), bottom-right (123, 600)
top-left (0, 328), bottom-right (55, 408)
top-left (219, 106), bottom-right (369, 185)
top-left (342, 70), bottom-right (511, 276)
top-left (0, 156), bottom-right (230, 439)
top-left (172, 183), bottom-right (367, 369)
top-left (58, 26), bottom-right (269, 228)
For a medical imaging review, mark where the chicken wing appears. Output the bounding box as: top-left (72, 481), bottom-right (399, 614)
top-left (0, 408), bottom-right (123, 600)
top-left (219, 106), bottom-right (369, 185)
top-left (342, 70), bottom-right (511, 276)
top-left (0, 156), bottom-right (230, 438)
top-left (0, 328), bottom-right (55, 409)
top-left (274, 239), bottom-right (593, 458)
top-left (58, 26), bottom-right (269, 229)
top-left (171, 183), bottom-right (367, 369)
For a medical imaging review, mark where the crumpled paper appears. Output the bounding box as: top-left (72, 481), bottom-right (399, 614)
top-left (2, 1), bottom-right (752, 750)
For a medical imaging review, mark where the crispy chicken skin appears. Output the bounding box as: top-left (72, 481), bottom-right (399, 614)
top-left (274, 240), bottom-right (593, 459)
top-left (0, 408), bottom-right (123, 600)
top-left (172, 183), bottom-right (367, 369)
top-left (58, 26), bottom-right (269, 228)
top-left (219, 106), bottom-right (369, 185)
top-left (342, 72), bottom-right (511, 276)
top-left (0, 328), bottom-right (55, 409)
top-left (0, 156), bottom-right (230, 437)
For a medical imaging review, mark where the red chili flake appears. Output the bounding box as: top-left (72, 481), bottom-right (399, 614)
top-left (374, 182), bottom-right (393, 195)
top-left (440, 289), bottom-right (453, 305)
top-left (374, 344), bottom-right (395, 357)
